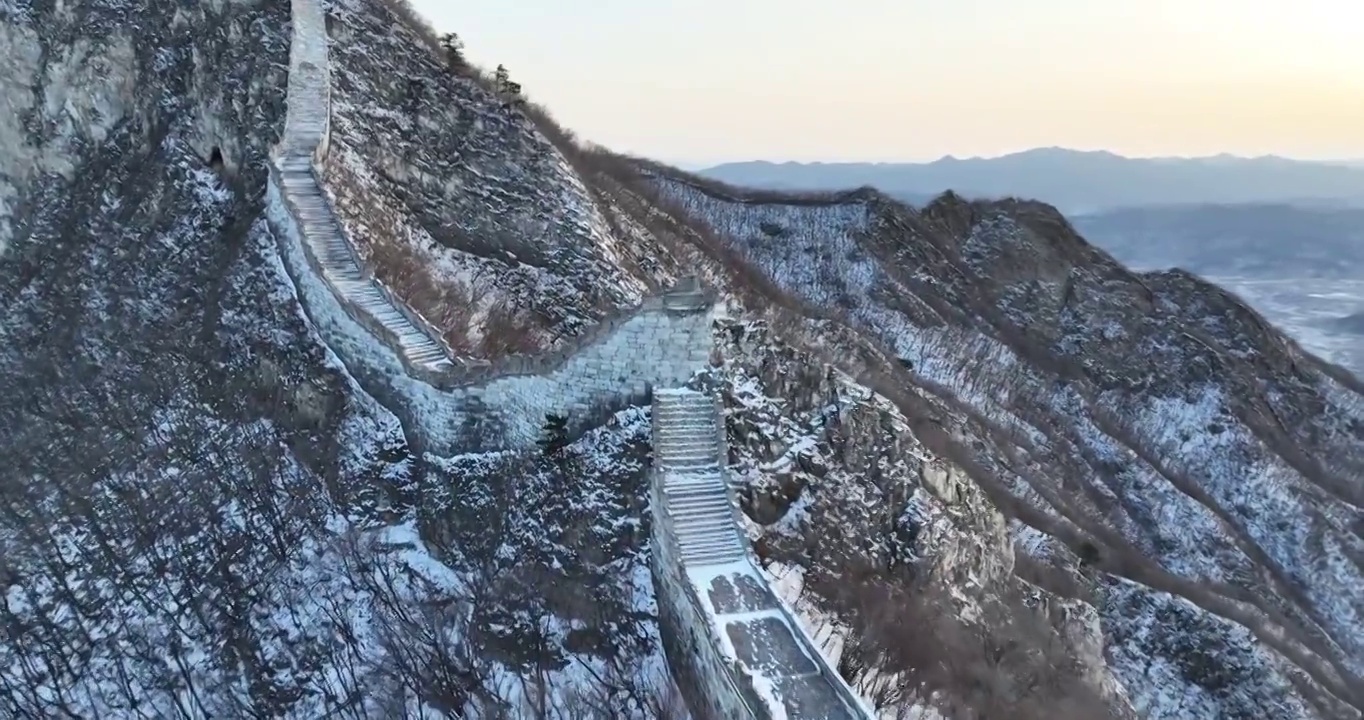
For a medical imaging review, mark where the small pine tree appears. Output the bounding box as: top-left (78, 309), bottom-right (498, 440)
top-left (494, 64), bottom-right (523, 106)
top-left (538, 413), bottom-right (569, 457)
top-left (439, 32), bottom-right (465, 70)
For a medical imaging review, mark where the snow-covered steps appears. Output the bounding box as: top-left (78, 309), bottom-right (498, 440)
top-left (650, 389), bottom-right (878, 719)
top-left (652, 390), bottom-right (747, 566)
top-left (269, 0), bottom-right (455, 374)
top-left (274, 151), bottom-right (456, 373)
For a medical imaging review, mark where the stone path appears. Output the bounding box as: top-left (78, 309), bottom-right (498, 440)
top-left (276, 0), bottom-right (454, 372)
top-left (652, 389), bottom-right (876, 719)
top-left (273, 0), bottom-right (873, 714)
top-left (653, 390), bottom-right (749, 565)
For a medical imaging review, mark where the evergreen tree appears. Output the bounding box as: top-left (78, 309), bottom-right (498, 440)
top-left (538, 413), bottom-right (569, 457)
top-left (439, 32), bottom-right (465, 70)
top-left (494, 64), bottom-right (523, 106)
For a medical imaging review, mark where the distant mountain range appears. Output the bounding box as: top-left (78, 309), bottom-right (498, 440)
top-left (700, 148), bottom-right (1364, 213)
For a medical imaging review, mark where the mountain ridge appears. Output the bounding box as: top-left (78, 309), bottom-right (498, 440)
top-left (699, 149), bottom-right (1364, 212)
top-left (3, 0), bottom-right (1363, 718)
top-left (1069, 203), bottom-right (1364, 278)
top-left (582, 156), bottom-right (1364, 716)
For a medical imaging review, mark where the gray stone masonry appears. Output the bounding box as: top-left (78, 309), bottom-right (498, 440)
top-left (650, 390), bottom-right (876, 719)
top-left (274, 0), bottom-right (454, 373)
top-left (275, 0), bottom-right (718, 389)
top-left (653, 391), bottom-right (748, 565)
top-left (270, 0), bottom-right (873, 714)
top-left (268, 0), bottom-right (715, 449)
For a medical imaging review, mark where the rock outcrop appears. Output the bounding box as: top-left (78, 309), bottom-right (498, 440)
top-left (266, 3), bottom-right (871, 717)
top-left (608, 166), bottom-right (1364, 719)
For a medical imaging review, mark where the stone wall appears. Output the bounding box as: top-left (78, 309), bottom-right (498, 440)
top-left (648, 390), bottom-right (878, 719)
top-left (266, 0), bottom-right (716, 451)
top-left (651, 501), bottom-right (767, 720)
top-left (270, 0), bottom-right (869, 713)
top-left (446, 298), bottom-right (712, 437)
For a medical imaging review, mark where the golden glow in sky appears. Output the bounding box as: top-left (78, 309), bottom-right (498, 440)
top-left (411, 0), bottom-right (1364, 164)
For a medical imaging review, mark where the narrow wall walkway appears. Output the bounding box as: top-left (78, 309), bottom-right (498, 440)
top-left (271, 0), bottom-right (872, 715)
top-left (275, 0), bottom-right (454, 373)
top-left (652, 390), bottom-right (877, 719)
top-left (267, 0), bottom-right (717, 455)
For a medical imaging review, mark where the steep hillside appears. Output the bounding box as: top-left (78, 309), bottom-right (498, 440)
top-left (584, 165), bottom-right (1364, 719)
top-left (4, 0), bottom-right (1363, 718)
top-left (0, 0), bottom-right (417, 714)
top-left (316, 0), bottom-right (697, 356)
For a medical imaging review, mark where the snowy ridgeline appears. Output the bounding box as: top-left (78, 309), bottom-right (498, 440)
top-left (649, 389), bottom-right (877, 720)
top-left (267, 0), bottom-right (717, 451)
top-left (654, 174), bottom-right (1364, 718)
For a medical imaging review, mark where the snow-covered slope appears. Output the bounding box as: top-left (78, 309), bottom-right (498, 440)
top-left (621, 169), bottom-right (1364, 719)
top-left (4, 0), bottom-right (1363, 718)
top-left (0, 0), bottom-right (672, 716)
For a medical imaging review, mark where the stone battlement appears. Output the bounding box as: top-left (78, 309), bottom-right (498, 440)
top-left (271, 0), bottom-right (714, 387)
top-left (267, 0), bottom-right (715, 450)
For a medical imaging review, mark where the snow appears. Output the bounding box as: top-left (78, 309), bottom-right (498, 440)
top-left (321, 0), bottom-right (654, 346)
top-left (8, 0), bottom-right (1363, 712)
top-left (658, 173), bottom-right (1364, 716)
top-left (266, 177), bottom-right (470, 450)
top-left (1104, 578), bottom-right (1315, 720)
top-left (1127, 384), bottom-right (1364, 677)
top-left (675, 520), bottom-right (876, 718)
top-left (750, 675), bottom-right (792, 720)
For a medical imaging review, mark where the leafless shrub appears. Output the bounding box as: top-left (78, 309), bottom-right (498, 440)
top-left (571, 148), bottom-right (825, 319)
top-left (339, 531), bottom-right (505, 717)
top-left (1012, 550), bottom-right (1095, 605)
top-left (478, 296), bottom-right (543, 357)
top-left (0, 345), bottom-right (358, 717)
top-left (372, 0), bottom-right (450, 59)
top-left (370, 0), bottom-right (511, 98)
top-left (364, 228), bottom-right (553, 359)
top-left (804, 564), bottom-right (1116, 720)
top-left (521, 100), bottom-right (582, 160)
top-left (362, 234), bottom-right (479, 351)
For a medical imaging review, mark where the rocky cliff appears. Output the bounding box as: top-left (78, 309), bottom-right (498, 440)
top-left (2, 0), bottom-right (1362, 718)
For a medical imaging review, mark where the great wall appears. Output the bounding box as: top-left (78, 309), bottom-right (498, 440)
top-left (266, 0), bottom-right (876, 716)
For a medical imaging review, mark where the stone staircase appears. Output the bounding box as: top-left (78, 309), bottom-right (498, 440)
top-left (276, 154), bottom-right (456, 371)
top-left (272, 0), bottom-right (454, 373)
top-left (651, 389), bottom-right (879, 719)
top-left (652, 389), bottom-right (748, 566)
top-left (273, 0), bottom-right (865, 712)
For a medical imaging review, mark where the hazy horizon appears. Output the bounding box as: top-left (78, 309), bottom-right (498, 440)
top-left (412, 0), bottom-right (1361, 166)
top-left (695, 148), bottom-right (1364, 168)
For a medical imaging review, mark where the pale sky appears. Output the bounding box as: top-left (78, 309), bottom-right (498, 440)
top-left (408, 0), bottom-right (1364, 165)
